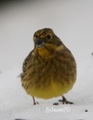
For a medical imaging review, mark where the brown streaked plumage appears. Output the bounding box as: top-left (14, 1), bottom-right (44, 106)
top-left (21, 28), bottom-right (77, 105)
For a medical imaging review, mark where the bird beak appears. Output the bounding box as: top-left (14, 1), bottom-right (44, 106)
top-left (35, 38), bottom-right (45, 48)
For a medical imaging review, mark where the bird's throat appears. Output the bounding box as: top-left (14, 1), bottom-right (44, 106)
top-left (35, 44), bottom-right (64, 60)
top-left (36, 47), bottom-right (54, 59)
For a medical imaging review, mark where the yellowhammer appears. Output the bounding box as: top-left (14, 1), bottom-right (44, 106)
top-left (21, 28), bottom-right (77, 105)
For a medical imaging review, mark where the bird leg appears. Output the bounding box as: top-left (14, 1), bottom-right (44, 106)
top-left (32, 96), bottom-right (39, 105)
top-left (59, 96), bottom-right (73, 104)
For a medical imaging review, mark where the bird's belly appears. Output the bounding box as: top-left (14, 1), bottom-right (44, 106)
top-left (23, 78), bottom-right (75, 99)
top-left (22, 57), bottom-right (76, 99)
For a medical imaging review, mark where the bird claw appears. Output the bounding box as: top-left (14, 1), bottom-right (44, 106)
top-left (58, 96), bottom-right (74, 104)
top-left (33, 101), bottom-right (39, 105)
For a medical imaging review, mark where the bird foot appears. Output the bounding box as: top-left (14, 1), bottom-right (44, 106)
top-left (32, 97), bottom-right (39, 105)
top-left (33, 101), bottom-right (39, 105)
top-left (58, 96), bottom-right (74, 104)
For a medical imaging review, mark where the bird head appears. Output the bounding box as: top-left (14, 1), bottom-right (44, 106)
top-left (33, 28), bottom-right (64, 58)
top-left (33, 28), bottom-right (62, 48)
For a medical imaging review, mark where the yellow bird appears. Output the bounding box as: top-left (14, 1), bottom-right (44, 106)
top-left (21, 28), bottom-right (77, 105)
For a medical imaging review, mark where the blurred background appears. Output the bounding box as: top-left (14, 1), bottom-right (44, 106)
top-left (0, 0), bottom-right (93, 76)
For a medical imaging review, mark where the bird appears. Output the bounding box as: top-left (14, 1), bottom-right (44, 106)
top-left (21, 28), bottom-right (77, 105)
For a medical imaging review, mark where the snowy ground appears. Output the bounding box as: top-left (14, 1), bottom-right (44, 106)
top-left (0, 0), bottom-right (93, 120)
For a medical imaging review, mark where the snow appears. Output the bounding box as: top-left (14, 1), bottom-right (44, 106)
top-left (0, 0), bottom-right (93, 120)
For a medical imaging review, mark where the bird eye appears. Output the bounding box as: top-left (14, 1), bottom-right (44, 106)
top-left (46, 34), bottom-right (52, 39)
